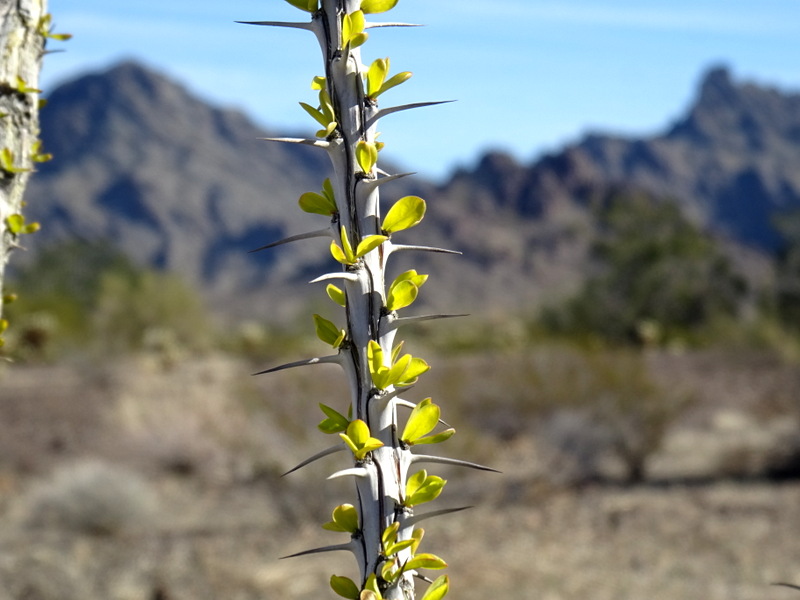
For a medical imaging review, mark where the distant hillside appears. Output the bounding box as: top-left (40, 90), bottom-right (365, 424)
top-left (20, 62), bottom-right (798, 319)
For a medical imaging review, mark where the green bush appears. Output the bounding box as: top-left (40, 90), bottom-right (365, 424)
top-left (541, 192), bottom-right (747, 345)
top-left (6, 240), bottom-right (214, 357)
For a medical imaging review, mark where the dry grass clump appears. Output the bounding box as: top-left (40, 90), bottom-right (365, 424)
top-left (25, 459), bottom-right (158, 535)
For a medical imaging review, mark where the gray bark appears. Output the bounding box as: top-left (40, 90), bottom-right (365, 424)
top-left (0, 0), bottom-right (47, 324)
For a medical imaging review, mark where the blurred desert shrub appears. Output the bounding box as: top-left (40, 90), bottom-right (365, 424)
top-left (540, 192), bottom-right (747, 346)
top-left (5, 240), bottom-right (214, 358)
top-left (25, 459), bottom-right (158, 535)
top-left (430, 345), bottom-right (691, 484)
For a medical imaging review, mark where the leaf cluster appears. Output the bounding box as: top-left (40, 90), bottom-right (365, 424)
top-left (367, 340), bottom-right (429, 389)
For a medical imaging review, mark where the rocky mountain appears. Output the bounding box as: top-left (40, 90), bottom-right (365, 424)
top-left (20, 62), bottom-right (800, 320)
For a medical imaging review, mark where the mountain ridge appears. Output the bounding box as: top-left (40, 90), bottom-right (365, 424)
top-left (21, 61), bottom-right (799, 319)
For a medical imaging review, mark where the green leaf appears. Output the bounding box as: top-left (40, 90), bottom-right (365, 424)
top-left (342, 10), bottom-right (367, 49)
top-left (395, 356), bottom-right (430, 386)
top-left (298, 191), bottom-right (336, 216)
top-left (419, 576), bottom-right (450, 600)
top-left (364, 574), bottom-right (381, 596)
top-left (380, 557), bottom-right (398, 582)
top-left (361, 0), bottom-right (399, 14)
top-left (5, 214), bottom-right (24, 235)
top-left (386, 279), bottom-right (418, 312)
top-left (367, 341), bottom-right (387, 387)
top-left (355, 234), bottom-right (387, 258)
top-left (377, 71), bottom-right (412, 97)
top-left (318, 403), bottom-right (350, 434)
top-left (382, 521), bottom-right (399, 548)
top-left (299, 101), bottom-right (329, 128)
top-left (405, 470), bottom-right (446, 507)
top-left (413, 428), bottom-right (455, 446)
top-left (322, 503), bottom-right (360, 533)
top-left (366, 58), bottom-right (389, 98)
top-left (284, 0), bottom-right (318, 12)
top-left (326, 284), bottom-right (346, 307)
top-left (313, 314), bottom-right (345, 348)
top-left (339, 419), bottom-right (383, 460)
top-left (401, 398), bottom-right (439, 444)
top-left (1, 148), bottom-right (29, 174)
top-left (382, 196), bottom-right (426, 233)
top-left (406, 553), bottom-right (448, 571)
top-left (311, 75), bottom-right (326, 90)
top-left (331, 226), bottom-right (357, 265)
top-left (410, 528), bottom-right (424, 555)
top-left (385, 538), bottom-right (415, 556)
top-left (322, 178), bottom-right (336, 205)
top-left (392, 269), bottom-right (428, 289)
top-left (356, 141), bottom-right (378, 174)
top-left (385, 353), bottom-right (412, 388)
top-left (330, 575), bottom-right (360, 600)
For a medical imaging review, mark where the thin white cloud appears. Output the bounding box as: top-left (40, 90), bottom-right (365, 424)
top-left (454, 1), bottom-right (800, 37)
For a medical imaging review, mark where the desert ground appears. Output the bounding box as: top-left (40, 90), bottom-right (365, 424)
top-left (1, 346), bottom-right (800, 600)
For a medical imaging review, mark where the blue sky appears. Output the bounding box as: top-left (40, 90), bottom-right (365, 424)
top-left (45, 0), bottom-right (800, 181)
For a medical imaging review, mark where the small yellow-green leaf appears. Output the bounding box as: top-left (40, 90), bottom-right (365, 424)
top-left (356, 141), bottom-right (378, 174)
top-left (401, 398), bottom-right (439, 444)
top-left (0, 319), bottom-right (8, 335)
top-left (361, 0), bottom-right (399, 14)
top-left (367, 340), bottom-right (385, 380)
top-left (419, 575), bottom-right (449, 600)
top-left (326, 284), bottom-right (346, 307)
top-left (406, 473), bottom-right (446, 507)
top-left (411, 528), bottom-right (424, 555)
top-left (386, 279), bottom-right (418, 312)
top-left (318, 403), bottom-right (350, 434)
top-left (382, 521), bottom-right (399, 548)
top-left (385, 538), bottom-right (415, 556)
top-left (364, 574), bottom-right (381, 596)
top-left (382, 196), bottom-right (426, 233)
top-left (406, 553), bottom-right (448, 571)
top-left (392, 269), bottom-right (428, 289)
top-left (377, 71), bottom-right (412, 97)
top-left (322, 178), bottom-right (336, 204)
top-left (313, 314), bottom-right (344, 348)
top-left (299, 101), bottom-right (329, 127)
top-left (366, 58), bottom-right (389, 98)
top-left (396, 356), bottom-right (430, 386)
top-left (355, 234), bottom-right (387, 258)
top-left (413, 428), bottom-right (455, 446)
top-left (380, 557), bottom-right (398, 582)
top-left (327, 503), bottom-right (359, 533)
top-left (342, 10), bottom-right (367, 48)
top-left (311, 75), bottom-right (326, 90)
top-left (299, 191), bottom-right (336, 215)
top-left (330, 240), bottom-right (350, 265)
top-left (1, 148), bottom-right (29, 174)
top-left (5, 214), bottom-right (24, 235)
top-left (385, 353), bottom-right (412, 388)
top-left (284, 0), bottom-right (318, 12)
top-left (330, 575), bottom-right (360, 600)
top-left (347, 419), bottom-right (370, 447)
top-left (339, 227), bottom-right (356, 263)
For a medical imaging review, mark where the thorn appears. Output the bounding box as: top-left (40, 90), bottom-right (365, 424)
top-left (253, 355), bottom-right (340, 376)
top-left (362, 171), bottom-right (416, 190)
top-left (259, 137), bottom-right (329, 149)
top-left (249, 228), bottom-right (329, 253)
top-left (404, 506), bottom-right (472, 526)
top-left (328, 467), bottom-right (369, 480)
top-left (309, 272), bottom-right (360, 284)
top-left (282, 445), bottom-right (344, 476)
top-left (389, 314), bottom-right (470, 331)
top-left (365, 22), bottom-right (423, 29)
top-left (389, 244), bottom-right (462, 256)
top-left (773, 583), bottom-right (800, 591)
top-left (281, 542), bottom-right (354, 560)
top-left (236, 20), bottom-right (314, 31)
top-left (411, 455), bottom-right (501, 473)
top-left (368, 101), bottom-right (455, 129)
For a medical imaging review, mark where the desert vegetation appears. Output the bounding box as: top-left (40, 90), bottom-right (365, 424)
top-left (2, 2), bottom-right (800, 600)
